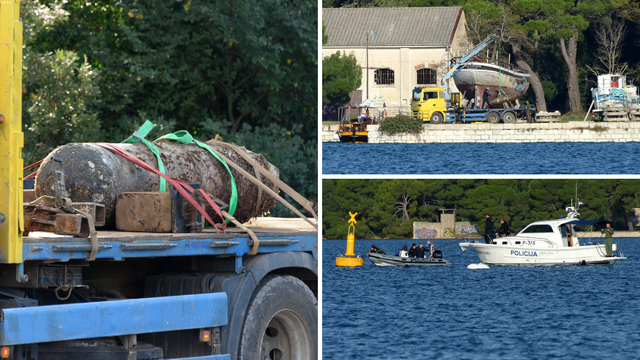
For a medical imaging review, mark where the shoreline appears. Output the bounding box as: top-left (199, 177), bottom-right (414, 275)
top-left (324, 231), bottom-right (640, 240)
top-left (322, 122), bottom-right (640, 143)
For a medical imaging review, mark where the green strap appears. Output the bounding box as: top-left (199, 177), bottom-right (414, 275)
top-left (156, 131), bottom-right (238, 222)
top-left (123, 120), bottom-right (167, 192)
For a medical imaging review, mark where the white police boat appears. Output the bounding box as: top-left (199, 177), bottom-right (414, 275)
top-left (368, 247), bottom-right (451, 266)
top-left (459, 205), bottom-right (627, 266)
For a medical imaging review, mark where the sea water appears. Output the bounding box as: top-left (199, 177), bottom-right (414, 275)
top-left (322, 238), bottom-right (640, 359)
top-left (322, 142), bottom-right (640, 174)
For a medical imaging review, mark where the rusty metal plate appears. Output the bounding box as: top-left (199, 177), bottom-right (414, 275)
top-left (115, 192), bottom-right (172, 232)
top-left (54, 213), bottom-right (87, 236)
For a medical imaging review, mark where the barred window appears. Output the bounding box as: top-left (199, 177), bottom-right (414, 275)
top-left (374, 69), bottom-right (394, 85)
top-left (417, 68), bottom-right (437, 85)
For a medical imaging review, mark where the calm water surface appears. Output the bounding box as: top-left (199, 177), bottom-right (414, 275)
top-left (322, 142), bottom-right (640, 174)
top-left (322, 238), bottom-right (640, 359)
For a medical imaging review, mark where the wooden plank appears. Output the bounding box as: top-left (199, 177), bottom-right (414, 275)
top-left (115, 192), bottom-right (172, 232)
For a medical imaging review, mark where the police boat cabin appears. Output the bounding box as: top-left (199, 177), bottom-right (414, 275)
top-left (459, 205), bottom-right (627, 266)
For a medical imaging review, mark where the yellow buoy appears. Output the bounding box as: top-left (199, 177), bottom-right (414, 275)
top-left (335, 212), bottom-right (363, 267)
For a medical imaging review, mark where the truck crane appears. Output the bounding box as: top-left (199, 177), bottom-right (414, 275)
top-left (411, 34), bottom-right (535, 124)
top-left (0, 1), bottom-right (317, 359)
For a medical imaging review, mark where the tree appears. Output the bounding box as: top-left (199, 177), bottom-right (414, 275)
top-left (21, 0), bottom-right (101, 163)
top-left (322, 52), bottom-right (362, 106)
top-left (587, 18), bottom-right (628, 74)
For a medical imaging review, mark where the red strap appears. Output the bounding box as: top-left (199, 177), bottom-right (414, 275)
top-left (24, 160), bottom-right (43, 172)
top-left (92, 143), bottom-right (227, 231)
top-left (25, 171), bottom-right (37, 180)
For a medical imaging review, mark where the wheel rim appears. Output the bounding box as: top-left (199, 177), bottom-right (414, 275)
top-left (504, 112), bottom-right (515, 123)
top-left (261, 310), bottom-right (311, 360)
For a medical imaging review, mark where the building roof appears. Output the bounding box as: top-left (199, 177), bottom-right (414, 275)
top-left (323, 7), bottom-right (463, 47)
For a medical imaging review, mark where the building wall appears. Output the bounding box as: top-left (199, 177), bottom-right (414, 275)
top-left (322, 46), bottom-right (449, 110)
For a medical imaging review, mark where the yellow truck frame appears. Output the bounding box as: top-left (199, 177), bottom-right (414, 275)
top-left (0, 0), bottom-right (24, 265)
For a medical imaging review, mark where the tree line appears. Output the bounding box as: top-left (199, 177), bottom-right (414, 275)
top-left (322, 0), bottom-right (640, 114)
top-left (21, 0), bottom-right (317, 216)
top-left (322, 179), bottom-right (640, 239)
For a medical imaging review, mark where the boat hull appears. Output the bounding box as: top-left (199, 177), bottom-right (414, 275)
top-left (338, 131), bottom-right (368, 143)
top-left (453, 63), bottom-right (530, 108)
top-left (459, 242), bottom-right (625, 265)
top-left (368, 253), bottom-right (451, 266)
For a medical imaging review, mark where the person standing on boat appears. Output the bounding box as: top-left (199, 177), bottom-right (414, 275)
top-left (482, 87), bottom-right (491, 109)
top-left (409, 243), bottom-right (417, 257)
top-left (601, 223), bottom-right (614, 257)
top-left (484, 214), bottom-right (495, 243)
top-left (414, 243), bottom-right (426, 258)
top-left (498, 219), bottom-right (510, 237)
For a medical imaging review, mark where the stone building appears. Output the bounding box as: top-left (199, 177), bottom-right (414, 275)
top-left (322, 7), bottom-right (469, 114)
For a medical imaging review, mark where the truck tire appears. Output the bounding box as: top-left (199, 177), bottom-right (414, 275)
top-left (487, 111), bottom-right (500, 123)
top-left (430, 112), bottom-right (444, 124)
top-left (503, 111), bottom-right (516, 123)
top-left (39, 340), bottom-right (163, 360)
top-left (238, 275), bottom-right (317, 360)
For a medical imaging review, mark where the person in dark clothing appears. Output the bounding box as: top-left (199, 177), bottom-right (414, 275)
top-left (601, 223), bottom-right (614, 256)
top-left (408, 243), bottom-right (417, 257)
top-left (368, 245), bottom-right (385, 255)
top-left (498, 219), bottom-right (510, 237)
top-left (414, 243), bottom-right (426, 258)
top-left (484, 214), bottom-right (495, 244)
top-left (482, 87), bottom-right (491, 109)
top-left (525, 100), bottom-right (532, 123)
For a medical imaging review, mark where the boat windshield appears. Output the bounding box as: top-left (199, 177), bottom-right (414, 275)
top-left (412, 89), bottom-right (422, 102)
top-left (520, 224), bottom-right (554, 233)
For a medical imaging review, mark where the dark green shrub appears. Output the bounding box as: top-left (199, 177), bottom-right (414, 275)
top-left (378, 114), bottom-right (424, 135)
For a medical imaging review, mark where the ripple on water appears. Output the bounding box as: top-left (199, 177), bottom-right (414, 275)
top-left (322, 142), bottom-right (640, 174)
top-left (322, 239), bottom-right (640, 359)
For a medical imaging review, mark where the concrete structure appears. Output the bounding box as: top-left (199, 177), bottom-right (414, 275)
top-left (322, 7), bottom-right (468, 114)
top-left (413, 210), bottom-right (478, 239)
top-left (322, 122), bottom-right (640, 143)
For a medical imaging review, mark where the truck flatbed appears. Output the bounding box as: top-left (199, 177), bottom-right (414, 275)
top-left (21, 218), bottom-right (317, 272)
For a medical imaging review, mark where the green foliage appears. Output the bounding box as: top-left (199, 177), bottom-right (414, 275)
top-left (378, 114), bottom-right (423, 135)
top-left (198, 119), bottom-right (316, 217)
top-left (23, 50), bottom-right (101, 163)
top-left (541, 80), bottom-right (558, 103)
top-left (21, 0), bottom-right (317, 211)
top-left (323, 179), bottom-right (640, 239)
top-left (323, 23), bottom-right (328, 45)
top-left (21, 0), bottom-right (101, 164)
top-left (33, 0), bottom-right (317, 140)
top-left (322, 51), bottom-right (362, 106)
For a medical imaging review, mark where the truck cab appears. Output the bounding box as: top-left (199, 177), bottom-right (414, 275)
top-left (411, 86), bottom-right (447, 123)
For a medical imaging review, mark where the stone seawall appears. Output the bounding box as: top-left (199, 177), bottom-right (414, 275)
top-left (322, 122), bottom-right (640, 143)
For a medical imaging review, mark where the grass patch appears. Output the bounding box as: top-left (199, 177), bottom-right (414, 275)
top-left (378, 114), bottom-right (424, 136)
top-left (557, 111), bottom-right (586, 123)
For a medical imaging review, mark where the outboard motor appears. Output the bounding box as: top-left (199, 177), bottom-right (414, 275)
top-left (432, 250), bottom-right (443, 259)
top-left (399, 245), bottom-right (408, 257)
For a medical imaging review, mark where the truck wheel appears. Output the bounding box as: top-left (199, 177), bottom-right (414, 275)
top-left (39, 340), bottom-right (163, 360)
top-left (430, 112), bottom-right (444, 124)
top-left (503, 111), bottom-right (516, 123)
top-left (487, 111), bottom-right (500, 123)
top-left (238, 275), bottom-right (317, 360)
